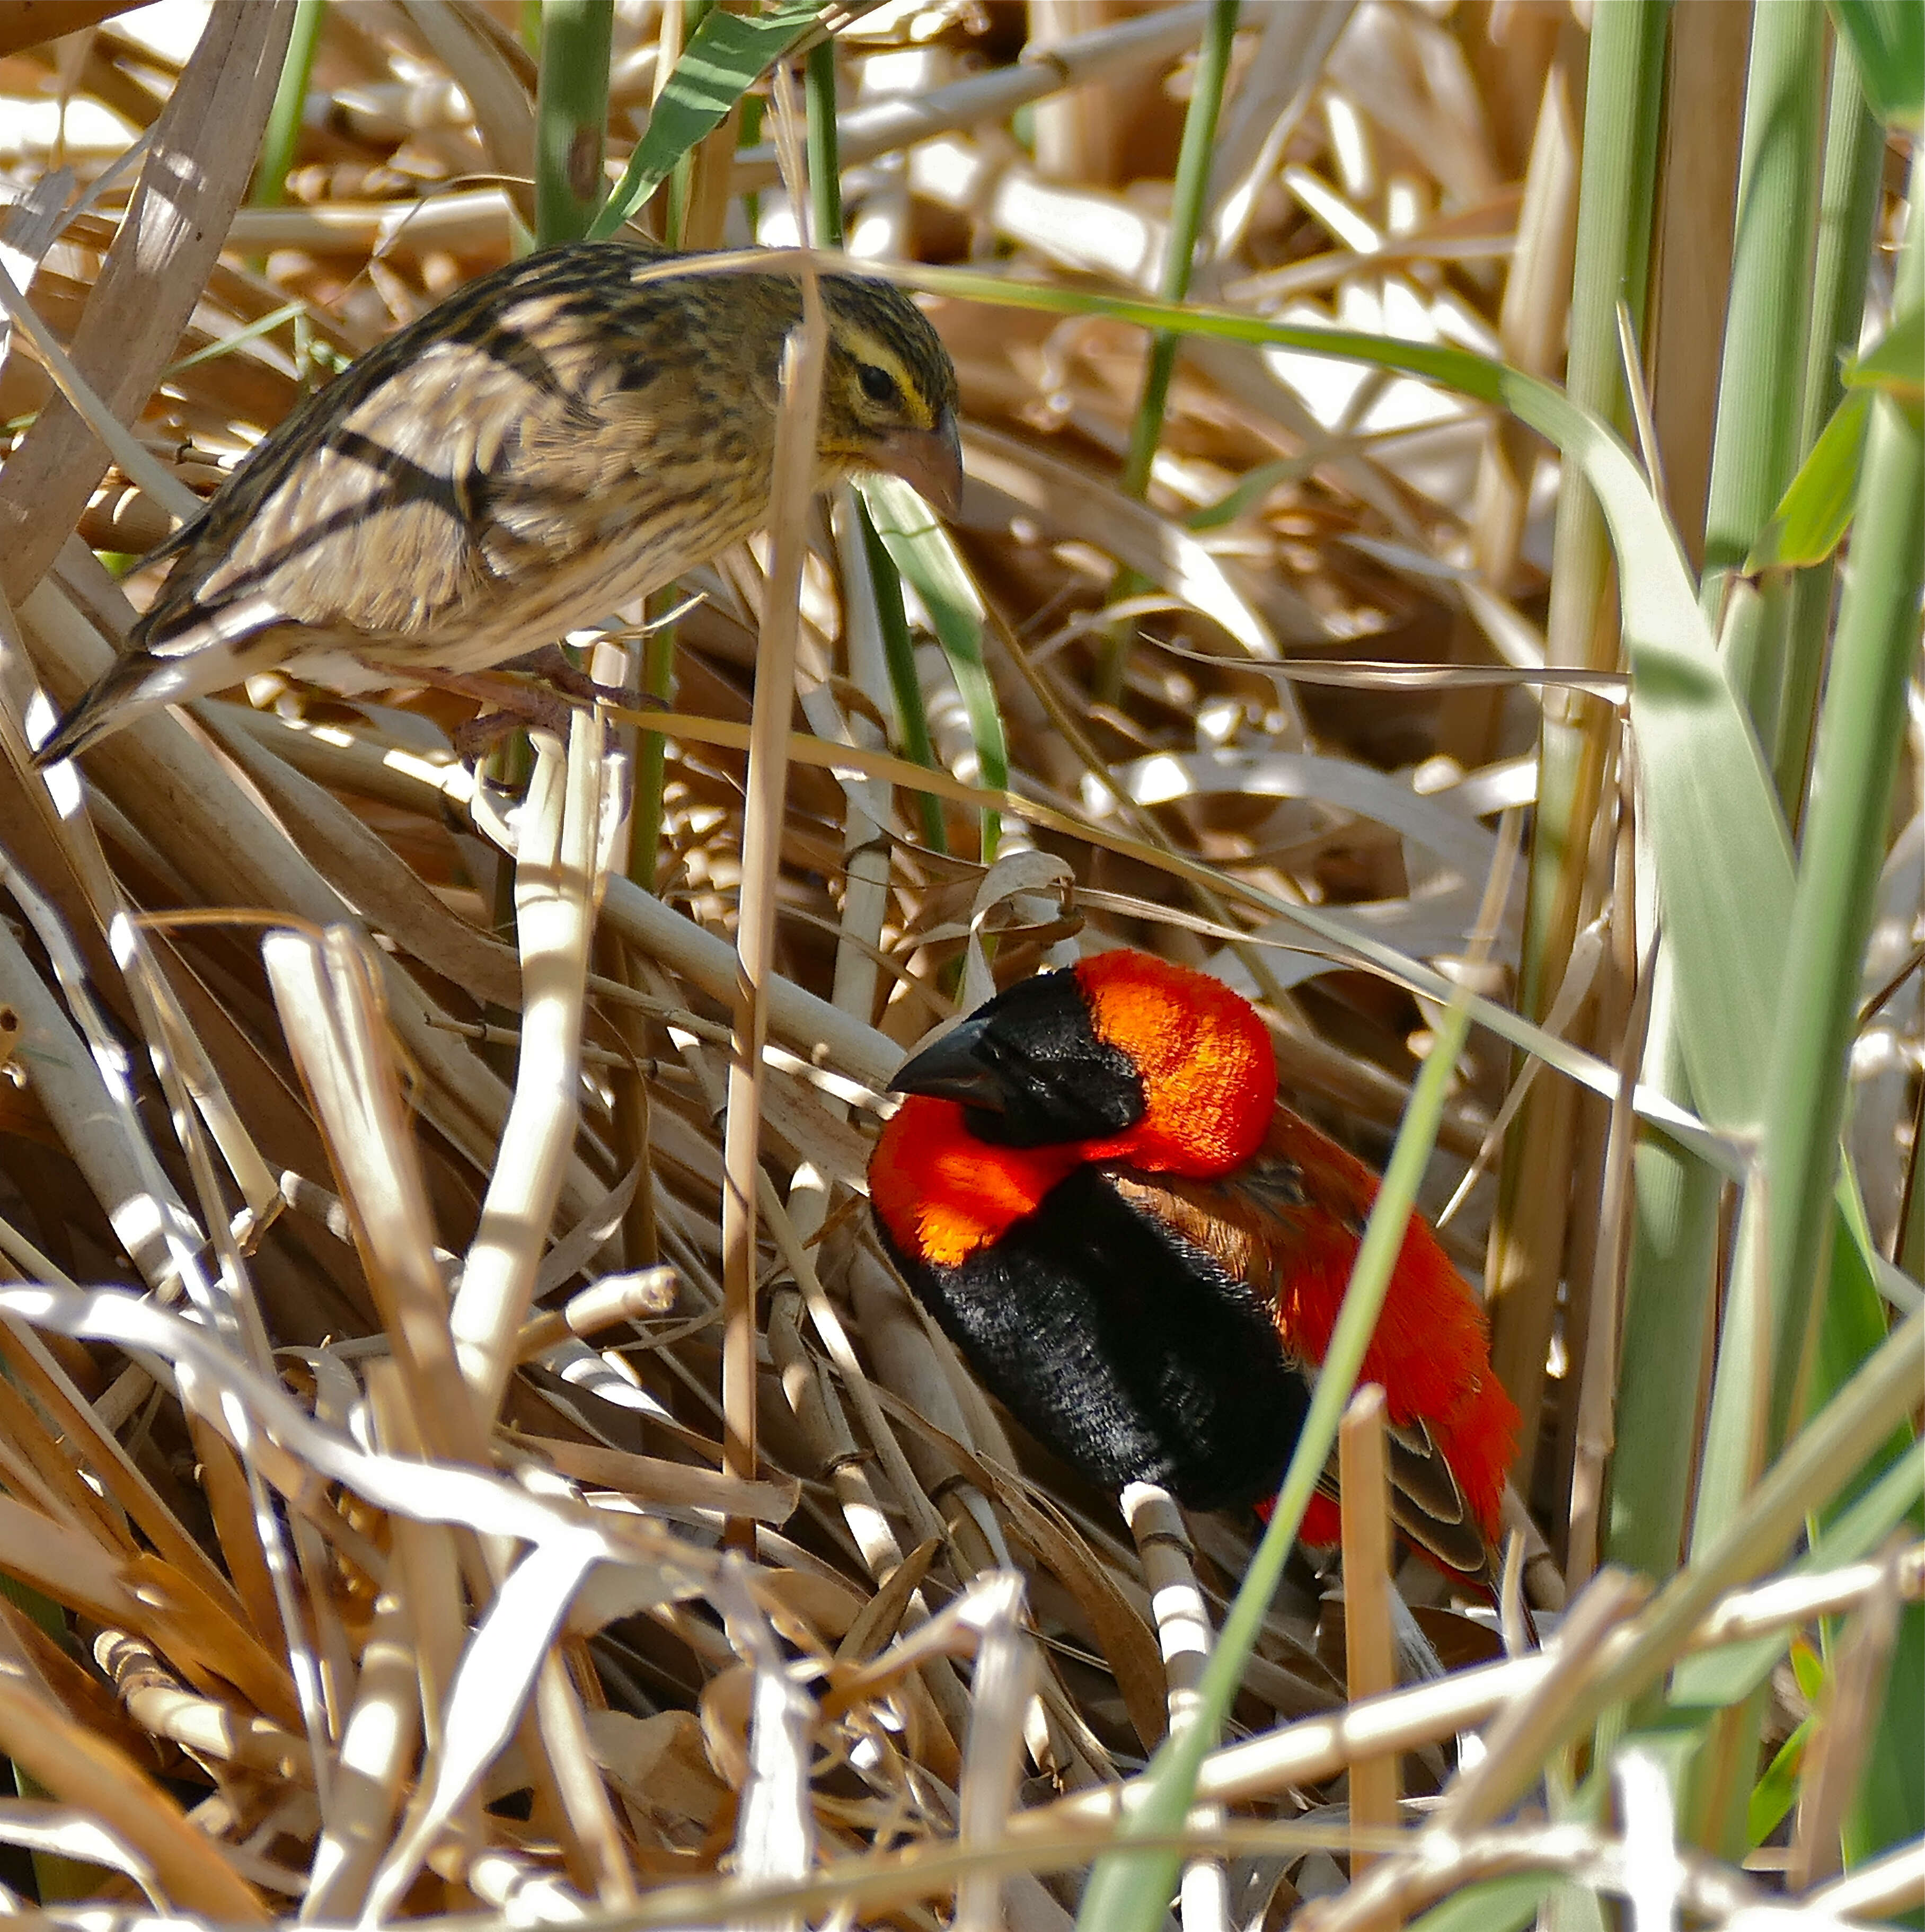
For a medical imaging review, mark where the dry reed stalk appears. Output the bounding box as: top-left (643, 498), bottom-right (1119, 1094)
top-left (1337, 1386), bottom-right (1398, 1885)
top-left (1124, 1480), bottom-right (1230, 1932)
top-left (719, 83), bottom-right (832, 1537)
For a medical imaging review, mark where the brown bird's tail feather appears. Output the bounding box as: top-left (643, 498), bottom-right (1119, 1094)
top-left (31, 602), bottom-right (280, 769)
top-left (32, 648), bottom-right (204, 767)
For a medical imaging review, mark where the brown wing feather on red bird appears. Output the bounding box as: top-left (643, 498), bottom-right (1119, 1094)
top-left (866, 948), bottom-right (1522, 1592)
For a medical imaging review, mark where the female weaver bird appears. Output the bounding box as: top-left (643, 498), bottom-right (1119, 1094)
top-left (34, 240), bottom-right (961, 767)
top-left (867, 949), bottom-right (1522, 1588)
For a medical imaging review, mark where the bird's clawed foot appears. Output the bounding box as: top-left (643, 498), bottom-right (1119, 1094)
top-left (497, 643), bottom-right (635, 708)
top-left (449, 699), bottom-right (571, 760)
top-left (412, 648), bottom-right (647, 758)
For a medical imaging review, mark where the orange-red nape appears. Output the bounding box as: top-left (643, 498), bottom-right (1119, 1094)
top-left (1072, 951), bottom-right (1277, 1177)
top-left (868, 1095), bottom-right (1084, 1266)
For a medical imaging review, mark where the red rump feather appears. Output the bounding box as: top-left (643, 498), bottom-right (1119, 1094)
top-left (1243, 1113), bottom-right (1515, 1550)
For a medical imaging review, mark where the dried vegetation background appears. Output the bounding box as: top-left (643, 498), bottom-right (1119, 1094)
top-left (0, 3), bottom-right (1918, 1929)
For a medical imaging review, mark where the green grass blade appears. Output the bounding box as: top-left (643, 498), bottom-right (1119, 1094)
top-left (589, 0), bottom-right (826, 239)
top-left (1607, 967), bottom-right (1725, 1581)
top-left (859, 508), bottom-right (946, 854)
top-left (1096, 0), bottom-right (1237, 703)
top-left (1701, 0), bottom-right (1829, 580)
top-left (1758, 158), bottom-right (1923, 1447)
top-left (164, 299), bottom-right (309, 376)
top-left (1745, 387), bottom-right (1871, 570)
top-left (627, 602), bottom-right (677, 894)
top-left (805, 36), bottom-right (843, 249)
top-left (1699, 0), bottom-right (1826, 760)
top-left (534, 0), bottom-right (614, 246)
top-left (252, 0), bottom-right (325, 208)
top-left (1845, 304), bottom-right (1925, 398)
top-left (1829, 0), bottom-right (1925, 128)
top-left (860, 474), bottom-right (1006, 862)
top-left (1777, 43), bottom-right (1885, 812)
top-left (1791, 1637), bottom-right (1827, 1706)
top-left (1118, 0), bottom-right (1235, 501)
top-left (1749, 1717), bottom-right (1813, 1846)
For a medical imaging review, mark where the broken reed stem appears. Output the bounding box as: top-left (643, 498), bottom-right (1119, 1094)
top-left (1338, 1384), bottom-right (1398, 1886)
top-left (1785, 1545), bottom-right (1906, 1892)
top-left (1123, 1481), bottom-right (1229, 1932)
top-left (510, 1266), bottom-right (678, 1360)
top-left (448, 712), bottom-right (604, 1429)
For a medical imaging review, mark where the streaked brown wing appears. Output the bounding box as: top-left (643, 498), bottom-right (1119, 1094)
top-left (136, 242), bottom-right (696, 648)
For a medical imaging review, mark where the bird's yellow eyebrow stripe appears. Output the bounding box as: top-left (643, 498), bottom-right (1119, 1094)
top-left (835, 327), bottom-right (933, 426)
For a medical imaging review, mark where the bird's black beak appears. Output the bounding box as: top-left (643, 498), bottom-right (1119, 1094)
top-left (889, 1015), bottom-right (1006, 1111)
top-left (873, 407), bottom-right (965, 518)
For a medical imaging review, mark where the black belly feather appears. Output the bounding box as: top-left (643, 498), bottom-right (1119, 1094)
top-left (875, 1165), bottom-right (1310, 1511)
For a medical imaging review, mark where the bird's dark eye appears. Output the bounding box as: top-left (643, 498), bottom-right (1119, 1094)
top-left (856, 363), bottom-right (900, 407)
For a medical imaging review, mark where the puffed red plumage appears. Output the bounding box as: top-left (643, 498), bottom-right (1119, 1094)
top-left (867, 949), bottom-right (1521, 1581)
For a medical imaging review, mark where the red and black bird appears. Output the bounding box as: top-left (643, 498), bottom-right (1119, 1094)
top-left (867, 949), bottom-right (1521, 1585)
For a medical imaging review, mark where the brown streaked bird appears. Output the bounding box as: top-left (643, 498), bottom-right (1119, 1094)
top-left (34, 240), bottom-right (962, 767)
